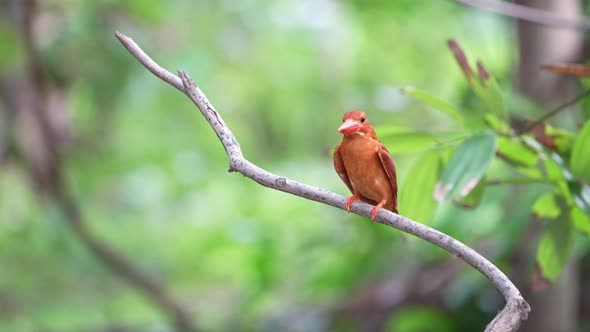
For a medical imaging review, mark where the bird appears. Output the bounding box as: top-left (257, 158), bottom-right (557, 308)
top-left (333, 110), bottom-right (398, 221)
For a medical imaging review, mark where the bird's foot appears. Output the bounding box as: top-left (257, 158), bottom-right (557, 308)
top-left (345, 193), bottom-right (361, 213)
top-left (370, 199), bottom-right (387, 222)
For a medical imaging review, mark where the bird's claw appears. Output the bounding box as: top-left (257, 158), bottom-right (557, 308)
top-left (345, 193), bottom-right (361, 213)
top-left (370, 208), bottom-right (379, 221)
top-left (370, 199), bottom-right (387, 222)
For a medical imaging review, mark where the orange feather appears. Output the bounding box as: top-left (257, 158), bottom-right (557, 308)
top-left (334, 111), bottom-right (398, 221)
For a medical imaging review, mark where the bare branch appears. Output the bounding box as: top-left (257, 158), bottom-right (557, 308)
top-left (456, 0), bottom-right (590, 30)
top-left (115, 32), bottom-right (183, 91)
top-left (115, 31), bottom-right (531, 332)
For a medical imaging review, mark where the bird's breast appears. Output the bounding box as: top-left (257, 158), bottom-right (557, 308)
top-left (339, 136), bottom-right (393, 207)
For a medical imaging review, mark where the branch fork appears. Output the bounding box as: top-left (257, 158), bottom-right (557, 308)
top-left (115, 31), bottom-right (530, 332)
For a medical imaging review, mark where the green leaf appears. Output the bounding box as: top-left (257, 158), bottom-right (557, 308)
top-left (567, 181), bottom-right (590, 216)
top-left (542, 155), bottom-right (571, 201)
top-left (398, 151), bottom-right (441, 224)
top-left (543, 154), bottom-right (567, 181)
top-left (545, 125), bottom-right (576, 155)
top-left (435, 130), bottom-right (497, 200)
top-left (536, 211), bottom-right (575, 282)
top-left (447, 42), bottom-right (505, 119)
top-left (401, 86), bottom-right (464, 126)
top-left (572, 206), bottom-right (590, 235)
top-left (516, 165), bottom-right (544, 179)
top-left (536, 154), bottom-right (590, 223)
top-left (532, 193), bottom-right (560, 219)
top-left (570, 119), bottom-right (590, 182)
top-left (483, 113), bottom-right (510, 134)
top-left (472, 76), bottom-right (506, 119)
top-left (496, 136), bottom-right (539, 167)
top-left (453, 176), bottom-right (486, 209)
top-left (483, 77), bottom-right (506, 118)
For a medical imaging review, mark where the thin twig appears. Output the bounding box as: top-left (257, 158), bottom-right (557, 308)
top-left (456, 0), bottom-right (590, 30)
top-left (115, 31), bottom-right (530, 332)
top-left (524, 88), bottom-right (590, 133)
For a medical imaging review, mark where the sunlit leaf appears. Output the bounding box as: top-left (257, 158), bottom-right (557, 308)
top-left (401, 86), bottom-right (464, 126)
top-left (447, 40), bottom-right (506, 119)
top-left (435, 130), bottom-right (497, 200)
top-left (538, 154), bottom-right (590, 220)
top-left (543, 154), bottom-right (567, 181)
top-left (475, 74), bottom-right (506, 119)
top-left (516, 165), bottom-right (544, 179)
top-left (555, 136), bottom-right (575, 155)
top-left (544, 124), bottom-right (576, 154)
top-left (496, 136), bottom-right (538, 167)
top-left (536, 210), bottom-right (574, 282)
top-left (532, 193), bottom-right (560, 219)
top-left (399, 151), bottom-right (440, 224)
top-left (483, 113), bottom-right (510, 134)
top-left (572, 206), bottom-right (590, 234)
top-left (570, 119), bottom-right (590, 182)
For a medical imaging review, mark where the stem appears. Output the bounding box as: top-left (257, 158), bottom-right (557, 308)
top-left (524, 88), bottom-right (590, 133)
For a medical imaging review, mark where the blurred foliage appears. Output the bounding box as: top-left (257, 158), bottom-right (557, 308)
top-left (412, 43), bottom-right (590, 284)
top-left (0, 0), bottom-right (589, 331)
top-left (385, 306), bottom-right (455, 332)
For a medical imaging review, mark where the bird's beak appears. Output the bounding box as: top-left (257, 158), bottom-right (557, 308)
top-left (338, 119), bottom-right (362, 134)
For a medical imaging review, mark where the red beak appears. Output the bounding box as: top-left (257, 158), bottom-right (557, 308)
top-left (338, 119), bottom-right (362, 134)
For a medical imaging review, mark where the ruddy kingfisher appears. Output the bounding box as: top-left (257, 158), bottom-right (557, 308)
top-left (333, 110), bottom-right (398, 221)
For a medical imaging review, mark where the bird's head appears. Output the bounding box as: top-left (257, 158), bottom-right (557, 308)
top-left (338, 110), bottom-right (376, 137)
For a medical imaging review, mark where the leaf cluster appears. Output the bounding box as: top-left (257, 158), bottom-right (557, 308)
top-left (381, 40), bottom-right (590, 284)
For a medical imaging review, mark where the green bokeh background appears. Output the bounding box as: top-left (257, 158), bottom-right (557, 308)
top-left (1, 1), bottom-right (586, 331)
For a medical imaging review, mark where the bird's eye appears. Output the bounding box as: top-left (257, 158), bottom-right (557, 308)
top-left (360, 117), bottom-right (366, 123)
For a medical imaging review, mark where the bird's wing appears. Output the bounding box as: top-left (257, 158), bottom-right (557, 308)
top-left (333, 145), bottom-right (354, 194)
top-left (377, 143), bottom-right (399, 213)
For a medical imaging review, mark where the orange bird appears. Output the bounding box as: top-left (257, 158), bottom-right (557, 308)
top-left (333, 110), bottom-right (398, 221)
